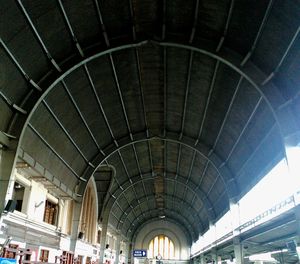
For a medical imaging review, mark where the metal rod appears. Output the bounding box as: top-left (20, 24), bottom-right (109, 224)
top-left (216, 0), bottom-right (235, 52)
top-left (182, 150), bottom-right (197, 201)
top-left (163, 47), bottom-right (167, 137)
top-left (162, 0), bottom-right (167, 40)
top-left (236, 123), bottom-right (276, 176)
top-left (220, 96), bottom-right (263, 167)
top-left (0, 38), bottom-right (42, 91)
top-left (42, 100), bottom-right (93, 166)
top-left (28, 123), bottom-right (82, 180)
top-left (240, 0), bottom-right (274, 66)
top-left (109, 54), bottom-right (133, 139)
top-left (212, 76), bottom-right (243, 151)
top-left (61, 80), bottom-right (104, 155)
top-left (83, 64), bottom-right (118, 146)
top-left (57, 0), bottom-right (84, 57)
top-left (262, 25), bottom-right (300, 85)
top-left (128, 0), bottom-right (136, 41)
top-left (195, 61), bottom-right (220, 145)
top-left (17, 0), bottom-right (62, 72)
top-left (135, 49), bottom-right (149, 137)
top-left (94, 0), bottom-right (110, 47)
top-left (180, 51), bottom-right (194, 139)
top-left (189, 0), bottom-right (200, 43)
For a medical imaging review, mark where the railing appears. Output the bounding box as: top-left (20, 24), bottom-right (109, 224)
top-left (191, 192), bottom-right (299, 258)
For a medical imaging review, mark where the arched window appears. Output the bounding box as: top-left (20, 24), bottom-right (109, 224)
top-left (148, 235), bottom-right (175, 259)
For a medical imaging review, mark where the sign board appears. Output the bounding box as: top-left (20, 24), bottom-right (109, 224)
top-left (0, 258), bottom-right (17, 264)
top-left (133, 250), bottom-right (147, 257)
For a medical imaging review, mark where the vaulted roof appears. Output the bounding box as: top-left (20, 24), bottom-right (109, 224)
top-left (1, 0), bottom-right (299, 243)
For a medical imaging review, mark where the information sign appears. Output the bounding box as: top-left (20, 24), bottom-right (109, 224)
top-left (133, 249), bottom-right (147, 257)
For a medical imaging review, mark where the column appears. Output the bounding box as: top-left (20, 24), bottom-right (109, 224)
top-left (0, 137), bottom-right (17, 213)
top-left (200, 254), bottom-right (205, 264)
top-left (233, 237), bottom-right (244, 264)
top-left (69, 200), bottom-right (83, 252)
top-left (99, 209), bottom-right (110, 264)
top-left (114, 235), bottom-right (122, 264)
top-left (211, 248), bottom-right (218, 264)
top-left (295, 205), bottom-right (300, 261)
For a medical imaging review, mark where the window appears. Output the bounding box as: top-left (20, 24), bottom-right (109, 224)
top-left (13, 182), bottom-right (25, 212)
top-left (40, 249), bottom-right (49, 262)
top-left (148, 235), bottom-right (174, 259)
top-left (43, 200), bottom-right (57, 225)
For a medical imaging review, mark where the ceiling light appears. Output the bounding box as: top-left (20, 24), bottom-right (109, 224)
top-left (159, 215), bottom-right (165, 219)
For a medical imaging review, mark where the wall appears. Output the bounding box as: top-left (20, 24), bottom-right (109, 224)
top-left (134, 220), bottom-right (190, 261)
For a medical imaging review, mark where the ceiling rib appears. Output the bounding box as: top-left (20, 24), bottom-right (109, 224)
top-left (0, 38), bottom-right (42, 92)
top-left (240, 0), bottom-right (274, 66)
top-left (189, 0), bottom-right (200, 43)
top-left (125, 208), bottom-right (197, 239)
top-left (131, 217), bottom-right (192, 244)
top-left (132, 143), bottom-right (152, 210)
top-left (117, 150), bottom-right (144, 216)
top-left (97, 136), bottom-right (235, 198)
top-left (27, 123), bottom-right (84, 181)
top-left (163, 46), bottom-right (167, 137)
top-left (57, 0), bottom-right (84, 57)
top-left (109, 54), bottom-right (133, 140)
top-left (216, 0), bottom-right (235, 52)
top-left (17, 0), bottom-right (62, 72)
top-left (219, 96), bottom-right (263, 169)
top-left (61, 80), bottom-right (105, 156)
top-left (83, 63), bottom-right (119, 147)
top-left (135, 49), bottom-right (149, 137)
top-left (118, 195), bottom-right (204, 232)
top-left (0, 90), bottom-right (27, 115)
top-left (182, 150), bottom-right (196, 201)
top-left (93, 0), bottom-right (110, 47)
top-left (262, 25), bottom-right (300, 85)
top-left (42, 100), bottom-right (94, 167)
top-left (180, 51), bottom-right (194, 140)
top-left (128, 0), bottom-right (137, 41)
top-left (108, 173), bottom-right (215, 219)
top-left (195, 60), bottom-right (220, 145)
top-left (211, 76), bottom-right (243, 152)
top-left (236, 123), bottom-right (276, 177)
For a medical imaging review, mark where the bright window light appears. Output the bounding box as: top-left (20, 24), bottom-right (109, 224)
top-left (239, 157), bottom-right (297, 224)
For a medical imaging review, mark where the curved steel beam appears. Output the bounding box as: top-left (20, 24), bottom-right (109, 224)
top-left (124, 208), bottom-right (197, 241)
top-left (17, 39), bottom-right (285, 198)
top-left (85, 135), bottom-right (237, 200)
top-left (106, 171), bottom-right (216, 220)
top-left (131, 217), bottom-right (193, 245)
top-left (115, 194), bottom-right (204, 232)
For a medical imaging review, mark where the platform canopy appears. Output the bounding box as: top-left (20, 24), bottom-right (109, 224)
top-left (1, 0), bottom-right (299, 243)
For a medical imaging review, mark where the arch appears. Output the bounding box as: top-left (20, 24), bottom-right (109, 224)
top-left (115, 194), bottom-right (205, 231)
top-left (17, 39), bottom-right (287, 197)
top-left (133, 218), bottom-right (192, 246)
top-left (107, 171), bottom-right (216, 220)
top-left (124, 208), bottom-right (198, 240)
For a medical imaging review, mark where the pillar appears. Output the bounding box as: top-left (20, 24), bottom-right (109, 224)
top-left (0, 136), bottom-right (17, 213)
top-left (114, 235), bottom-right (121, 264)
top-left (69, 200), bottom-right (83, 252)
top-left (200, 254), bottom-right (205, 264)
top-left (99, 209), bottom-right (110, 264)
top-left (211, 248), bottom-right (218, 264)
top-left (233, 237), bottom-right (244, 264)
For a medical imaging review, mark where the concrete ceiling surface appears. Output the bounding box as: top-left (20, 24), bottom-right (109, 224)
top-left (1, 0), bottom-right (300, 242)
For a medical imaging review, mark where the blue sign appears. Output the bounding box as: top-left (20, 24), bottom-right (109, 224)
top-left (0, 258), bottom-right (17, 264)
top-left (133, 249), bottom-right (147, 257)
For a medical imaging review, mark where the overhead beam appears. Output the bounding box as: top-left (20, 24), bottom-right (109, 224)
top-left (125, 208), bottom-right (197, 240)
top-left (131, 217), bottom-right (192, 245)
top-left (106, 171), bottom-right (215, 220)
top-left (116, 194), bottom-right (204, 231)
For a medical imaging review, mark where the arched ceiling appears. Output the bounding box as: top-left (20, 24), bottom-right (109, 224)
top-left (1, 0), bottom-right (300, 243)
